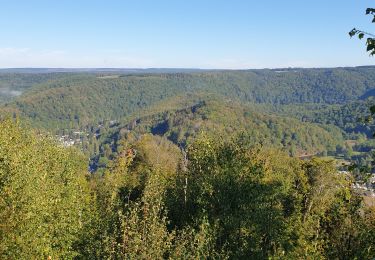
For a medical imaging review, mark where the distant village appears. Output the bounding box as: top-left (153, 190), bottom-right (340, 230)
top-left (57, 131), bottom-right (85, 147)
top-left (56, 120), bottom-right (119, 147)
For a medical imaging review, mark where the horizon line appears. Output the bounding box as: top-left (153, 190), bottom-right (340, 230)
top-left (0, 65), bottom-right (374, 71)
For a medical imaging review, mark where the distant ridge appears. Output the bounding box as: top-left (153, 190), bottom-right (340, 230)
top-left (0, 68), bottom-right (209, 74)
top-left (1, 66), bottom-right (375, 74)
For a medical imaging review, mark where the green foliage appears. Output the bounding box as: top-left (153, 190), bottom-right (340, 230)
top-left (106, 171), bottom-right (175, 259)
top-left (0, 119), bottom-right (374, 259)
top-left (91, 143), bottom-right (223, 259)
top-left (165, 133), bottom-right (375, 259)
top-left (178, 135), bottom-right (307, 258)
top-left (0, 119), bottom-right (91, 259)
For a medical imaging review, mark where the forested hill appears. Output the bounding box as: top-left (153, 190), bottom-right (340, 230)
top-left (2, 67), bottom-right (375, 129)
top-left (0, 73), bottom-right (70, 103)
top-left (88, 98), bottom-right (344, 171)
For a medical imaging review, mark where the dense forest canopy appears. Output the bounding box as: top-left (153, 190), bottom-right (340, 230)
top-left (0, 119), bottom-right (374, 259)
top-left (1, 67), bottom-right (375, 167)
top-left (2, 67), bottom-right (375, 129)
top-left (1, 67), bottom-right (375, 259)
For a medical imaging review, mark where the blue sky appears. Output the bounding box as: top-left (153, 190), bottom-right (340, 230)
top-left (0, 0), bottom-right (374, 68)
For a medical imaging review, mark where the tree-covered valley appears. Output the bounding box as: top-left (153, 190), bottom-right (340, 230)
top-left (1, 67), bottom-right (375, 259)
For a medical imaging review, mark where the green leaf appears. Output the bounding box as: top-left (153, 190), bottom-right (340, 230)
top-left (349, 28), bottom-right (357, 37)
top-left (359, 33), bottom-right (365, 39)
